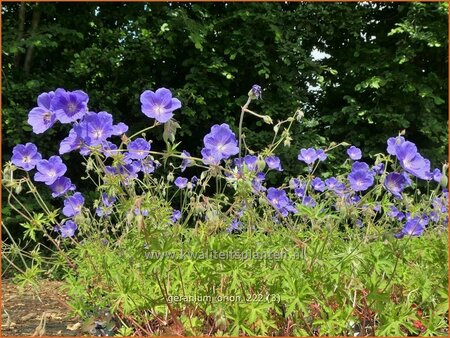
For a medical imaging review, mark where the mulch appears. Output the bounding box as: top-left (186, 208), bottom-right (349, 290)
top-left (2, 279), bottom-right (82, 336)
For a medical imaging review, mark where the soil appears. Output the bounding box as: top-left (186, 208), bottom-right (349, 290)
top-left (2, 279), bottom-right (82, 336)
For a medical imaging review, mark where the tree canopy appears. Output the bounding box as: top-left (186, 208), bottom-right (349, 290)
top-left (2, 1), bottom-right (447, 171)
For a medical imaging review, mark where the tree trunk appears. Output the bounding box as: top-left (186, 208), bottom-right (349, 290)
top-left (14, 2), bottom-right (26, 68)
top-left (23, 5), bottom-right (41, 75)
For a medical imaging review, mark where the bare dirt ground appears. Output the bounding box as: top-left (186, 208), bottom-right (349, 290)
top-left (2, 279), bottom-right (81, 336)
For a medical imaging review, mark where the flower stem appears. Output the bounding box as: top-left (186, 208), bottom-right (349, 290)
top-left (128, 121), bottom-right (159, 140)
top-left (238, 97), bottom-right (252, 159)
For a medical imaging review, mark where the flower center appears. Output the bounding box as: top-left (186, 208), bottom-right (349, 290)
top-left (217, 143), bottom-right (226, 152)
top-left (22, 155), bottom-right (31, 163)
top-left (388, 182), bottom-right (398, 191)
top-left (43, 112), bottom-right (52, 123)
top-left (154, 105), bottom-right (164, 116)
top-left (67, 102), bottom-right (77, 114)
top-left (93, 129), bottom-right (103, 139)
top-left (48, 170), bottom-right (56, 178)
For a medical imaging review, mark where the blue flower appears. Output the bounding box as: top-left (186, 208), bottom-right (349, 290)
top-left (384, 172), bottom-right (408, 199)
top-left (297, 148), bottom-right (318, 165)
top-left (11, 143), bottom-right (42, 171)
top-left (394, 141), bottom-right (430, 180)
top-left (101, 141), bottom-right (119, 158)
top-left (316, 149), bottom-right (327, 161)
top-left (387, 136), bottom-right (405, 155)
top-left (51, 88), bottom-right (89, 123)
top-left (348, 162), bottom-right (374, 192)
top-left (325, 177), bottom-right (346, 194)
top-left (73, 111), bottom-right (115, 147)
top-left (252, 172), bottom-right (266, 193)
top-left (265, 155), bottom-right (283, 171)
top-left (170, 209), bottom-right (182, 223)
top-left (27, 91), bottom-right (57, 134)
top-left (395, 217), bottom-right (426, 238)
top-left (202, 124), bottom-right (239, 161)
top-left (140, 158), bottom-right (156, 174)
top-left (372, 163), bottom-right (385, 175)
top-left (58, 220), bottom-right (77, 238)
top-left (127, 138), bottom-right (151, 160)
top-left (347, 146), bottom-right (362, 160)
top-left (311, 177), bottom-right (326, 192)
top-left (388, 206), bottom-right (406, 221)
top-left (267, 187), bottom-right (297, 217)
top-left (302, 196), bottom-right (316, 208)
top-left (112, 122), bottom-right (129, 135)
top-left (140, 87), bottom-right (181, 123)
top-left (59, 129), bottom-right (88, 155)
top-left (96, 193), bottom-right (116, 217)
top-left (62, 192), bottom-right (84, 217)
top-left (227, 218), bottom-right (242, 233)
top-left (250, 84), bottom-right (262, 100)
top-left (49, 177), bottom-right (75, 198)
top-left (34, 156), bottom-right (67, 185)
top-left (432, 168), bottom-right (443, 183)
top-left (244, 155), bottom-right (258, 171)
top-left (180, 150), bottom-right (192, 172)
top-left (174, 177), bottom-right (188, 189)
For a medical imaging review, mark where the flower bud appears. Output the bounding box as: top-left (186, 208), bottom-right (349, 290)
top-left (167, 172), bottom-right (174, 183)
top-left (126, 211), bottom-right (134, 224)
top-left (258, 196), bottom-right (267, 205)
top-left (289, 178), bottom-right (297, 189)
top-left (136, 214), bottom-right (144, 232)
top-left (248, 84), bottom-right (262, 100)
top-left (262, 115), bottom-right (273, 124)
top-left (296, 109), bottom-right (305, 121)
top-left (440, 174), bottom-right (448, 189)
top-left (256, 158), bottom-right (266, 171)
top-left (283, 136), bottom-right (292, 148)
top-left (15, 184), bottom-right (23, 195)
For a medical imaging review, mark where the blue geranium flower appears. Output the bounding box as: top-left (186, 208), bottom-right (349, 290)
top-left (348, 161), bottom-right (374, 192)
top-left (204, 124), bottom-right (239, 158)
top-left (62, 192), bottom-right (84, 217)
top-left (347, 146), bottom-right (362, 160)
top-left (11, 143), bottom-right (42, 171)
top-left (51, 88), bottom-right (89, 123)
top-left (140, 88), bottom-right (181, 123)
top-left (384, 172), bottom-right (408, 199)
top-left (34, 156), bottom-right (67, 185)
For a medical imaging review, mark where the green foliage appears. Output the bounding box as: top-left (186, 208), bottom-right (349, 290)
top-left (314, 2), bottom-right (447, 164)
top-left (60, 218), bottom-right (447, 336)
